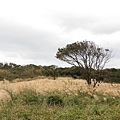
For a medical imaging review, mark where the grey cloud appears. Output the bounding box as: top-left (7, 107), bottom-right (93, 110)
top-left (0, 22), bottom-right (61, 65)
top-left (53, 14), bottom-right (96, 31)
top-left (91, 20), bottom-right (120, 34)
top-left (0, 22), bottom-right (60, 45)
top-left (0, 17), bottom-right (120, 67)
top-left (53, 14), bottom-right (120, 34)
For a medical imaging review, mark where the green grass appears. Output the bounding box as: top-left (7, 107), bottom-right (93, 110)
top-left (0, 89), bottom-right (120, 120)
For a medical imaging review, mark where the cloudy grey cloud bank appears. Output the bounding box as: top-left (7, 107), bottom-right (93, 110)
top-left (0, 0), bottom-right (120, 68)
top-left (53, 14), bottom-right (120, 35)
top-left (0, 22), bottom-right (61, 64)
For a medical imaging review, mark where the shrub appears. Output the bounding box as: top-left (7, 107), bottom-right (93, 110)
top-left (20, 90), bottom-right (44, 105)
top-left (46, 95), bottom-right (63, 106)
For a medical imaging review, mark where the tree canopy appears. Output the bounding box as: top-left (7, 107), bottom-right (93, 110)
top-left (56, 40), bottom-right (113, 85)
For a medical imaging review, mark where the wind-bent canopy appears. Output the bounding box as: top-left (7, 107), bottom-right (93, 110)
top-left (56, 40), bottom-right (112, 70)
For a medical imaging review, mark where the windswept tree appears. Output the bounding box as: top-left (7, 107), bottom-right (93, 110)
top-left (56, 40), bottom-right (113, 86)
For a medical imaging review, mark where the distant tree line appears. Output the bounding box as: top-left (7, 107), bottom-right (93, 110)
top-left (0, 62), bottom-right (119, 83)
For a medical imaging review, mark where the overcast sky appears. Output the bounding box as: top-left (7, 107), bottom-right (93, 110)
top-left (0, 0), bottom-right (120, 68)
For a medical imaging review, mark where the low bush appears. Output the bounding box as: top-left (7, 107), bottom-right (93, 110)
top-left (17, 89), bottom-right (44, 105)
top-left (46, 95), bottom-right (63, 106)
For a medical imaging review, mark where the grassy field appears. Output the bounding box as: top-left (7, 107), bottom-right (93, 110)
top-left (0, 77), bottom-right (120, 95)
top-left (0, 77), bottom-right (120, 119)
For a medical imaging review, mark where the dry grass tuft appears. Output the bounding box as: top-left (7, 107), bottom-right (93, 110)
top-left (0, 89), bottom-right (11, 102)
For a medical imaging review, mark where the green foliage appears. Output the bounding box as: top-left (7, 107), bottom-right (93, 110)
top-left (0, 62), bottom-right (119, 83)
top-left (0, 89), bottom-right (120, 120)
top-left (46, 94), bottom-right (63, 106)
top-left (0, 69), bottom-right (10, 80)
top-left (20, 90), bottom-right (44, 105)
top-left (0, 63), bottom-right (43, 80)
top-left (57, 66), bottom-right (82, 78)
top-left (103, 68), bottom-right (120, 83)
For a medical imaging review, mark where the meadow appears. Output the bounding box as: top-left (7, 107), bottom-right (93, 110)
top-left (0, 77), bottom-right (120, 119)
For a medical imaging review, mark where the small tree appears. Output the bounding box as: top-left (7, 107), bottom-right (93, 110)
top-left (56, 40), bottom-right (112, 86)
top-left (50, 65), bottom-right (58, 80)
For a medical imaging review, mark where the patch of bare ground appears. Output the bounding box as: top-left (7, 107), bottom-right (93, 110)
top-left (0, 77), bottom-right (120, 97)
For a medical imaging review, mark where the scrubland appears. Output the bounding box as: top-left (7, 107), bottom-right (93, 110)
top-left (0, 77), bottom-right (120, 119)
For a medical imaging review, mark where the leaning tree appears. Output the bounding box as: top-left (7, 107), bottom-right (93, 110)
top-left (56, 40), bottom-right (112, 86)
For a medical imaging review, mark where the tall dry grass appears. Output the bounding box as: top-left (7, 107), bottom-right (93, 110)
top-left (0, 77), bottom-right (120, 96)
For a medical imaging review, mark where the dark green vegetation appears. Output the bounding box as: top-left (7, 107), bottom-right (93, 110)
top-left (0, 62), bottom-right (120, 83)
top-left (0, 89), bottom-right (120, 120)
top-left (56, 40), bottom-right (112, 86)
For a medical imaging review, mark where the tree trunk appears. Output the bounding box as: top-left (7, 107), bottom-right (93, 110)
top-left (87, 78), bottom-right (91, 85)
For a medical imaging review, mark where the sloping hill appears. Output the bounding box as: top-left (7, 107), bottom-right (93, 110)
top-left (0, 77), bottom-right (120, 97)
